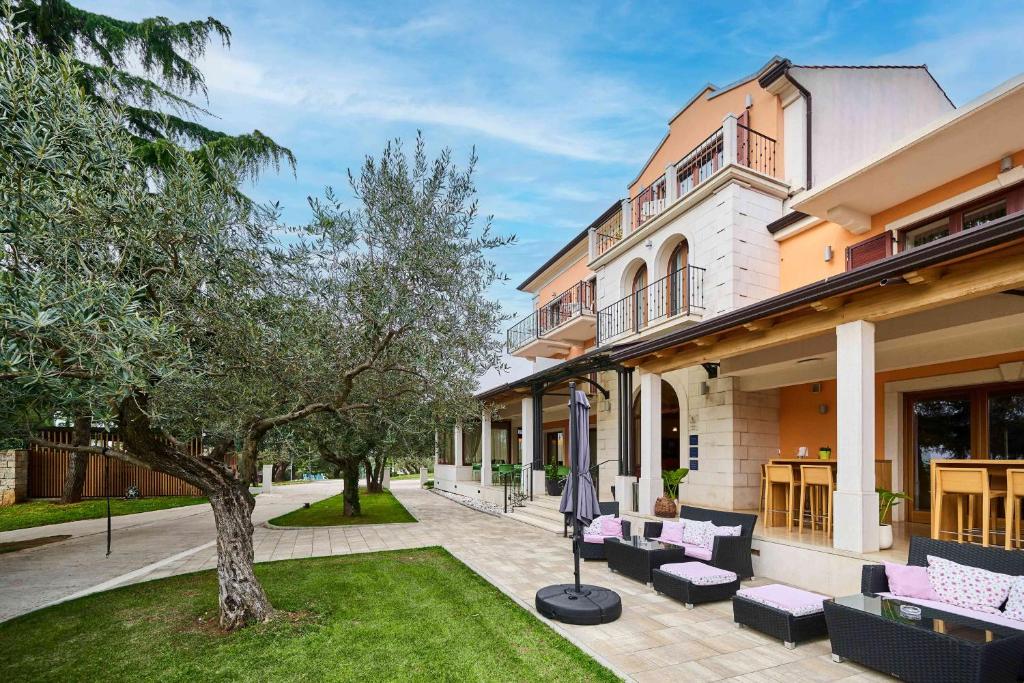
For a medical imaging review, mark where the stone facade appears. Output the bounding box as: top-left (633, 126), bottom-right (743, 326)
top-left (0, 449), bottom-right (28, 507)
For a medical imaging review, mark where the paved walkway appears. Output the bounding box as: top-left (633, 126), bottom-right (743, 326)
top-left (0, 481), bottom-right (885, 681)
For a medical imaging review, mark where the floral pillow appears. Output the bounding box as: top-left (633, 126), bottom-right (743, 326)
top-left (584, 515), bottom-right (611, 535)
top-left (681, 519), bottom-right (714, 548)
top-left (1003, 576), bottom-right (1024, 621)
top-left (926, 555), bottom-right (1015, 614)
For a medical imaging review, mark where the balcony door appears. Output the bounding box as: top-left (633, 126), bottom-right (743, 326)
top-left (631, 265), bottom-right (648, 331)
top-left (667, 241), bottom-right (688, 316)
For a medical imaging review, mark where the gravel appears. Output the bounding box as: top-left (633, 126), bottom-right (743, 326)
top-left (431, 489), bottom-right (502, 517)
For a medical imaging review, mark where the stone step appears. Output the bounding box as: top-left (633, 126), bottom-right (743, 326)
top-left (503, 507), bottom-right (566, 535)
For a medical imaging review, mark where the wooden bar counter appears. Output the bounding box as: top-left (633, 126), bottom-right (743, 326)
top-left (930, 459), bottom-right (1024, 540)
top-left (766, 458), bottom-right (893, 526)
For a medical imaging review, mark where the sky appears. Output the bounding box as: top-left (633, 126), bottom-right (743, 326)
top-left (81, 0), bottom-right (1024, 388)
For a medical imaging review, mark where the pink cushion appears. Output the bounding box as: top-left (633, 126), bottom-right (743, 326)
top-left (878, 592), bottom-right (1024, 631)
top-left (660, 561), bottom-right (737, 585)
top-left (661, 521), bottom-right (684, 545)
top-left (583, 533), bottom-right (606, 544)
top-left (600, 516), bottom-right (623, 537)
top-left (681, 543), bottom-right (712, 561)
top-left (884, 562), bottom-right (939, 601)
top-left (737, 584), bottom-right (828, 616)
top-left (926, 555), bottom-right (1015, 615)
top-left (1004, 576), bottom-right (1024, 621)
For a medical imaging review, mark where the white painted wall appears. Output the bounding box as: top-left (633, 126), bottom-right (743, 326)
top-left (789, 67), bottom-right (953, 188)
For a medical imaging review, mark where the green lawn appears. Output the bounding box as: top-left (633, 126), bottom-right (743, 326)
top-left (389, 472), bottom-right (425, 480)
top-left (0, 548), bottom-right (616, 682)
top-left (0, 496), bottom-right (208, 532)
top-left (268, 488), bottom-right (415, 527)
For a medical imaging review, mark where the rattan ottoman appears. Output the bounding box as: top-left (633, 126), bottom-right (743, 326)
top-left (652, 562), bottom-right (740, 609)
top-left (732, 584), bottom-right (829, 649)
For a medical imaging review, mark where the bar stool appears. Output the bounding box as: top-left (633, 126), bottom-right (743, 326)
top-left (1005, 469), bottom-right (1024, 550)
top-left (798, 465), bottom-right (834, 535)
top-left (933, 467), bottom-right (1005, 546)
top-left (758, 463), bottom-right (768, 517)
top-left (765, 464), bottom-right (797, 529)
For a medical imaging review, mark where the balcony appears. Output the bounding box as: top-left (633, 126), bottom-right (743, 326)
top-left (597, 265), bottom-right (705, 346)
top-left (507, 280), bottom-right (597, 357)
top-left (589, 116), bottom-right (779, 264)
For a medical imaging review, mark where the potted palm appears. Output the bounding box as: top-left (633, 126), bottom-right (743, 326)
top-left (655, 468), bottom-right (689, 518)
top-left (877, 487), bottom-right (911, 550)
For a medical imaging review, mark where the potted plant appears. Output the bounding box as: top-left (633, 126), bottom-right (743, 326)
top-left (818, 446), bottom-right (832, 460)
top-left (655, 468), bottom-right (689, 518)
top-left (544, 463), bottom-right (569, 496)
top-left (877, 487), bottom-right (911, 550)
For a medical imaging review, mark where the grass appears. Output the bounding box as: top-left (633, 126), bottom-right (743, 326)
top-left (0, 547), bottom-right (616, 683)
top-left (389, 472), bottom-right (426, 480)
top-left (0, 496), bottom-right (208, 532)
top-left (268, 488), bottom-right (415, 527)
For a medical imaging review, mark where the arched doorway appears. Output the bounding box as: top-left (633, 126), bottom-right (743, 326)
top-left (631, 264), bottom-right (648, 331)
top-left (630, 380), bottom-right (682, 477)
top-left (667, 240), bottom-right (688, 316)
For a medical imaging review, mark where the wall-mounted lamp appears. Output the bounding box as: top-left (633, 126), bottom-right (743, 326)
top-left (644, 239), bottom-right (653, 249)
top-left (1001, 155), bottom-right (1014, 173)
top-left (818, 403), bottom-right (829, 415)
top-left (824, 245), bottom-right (833, 263)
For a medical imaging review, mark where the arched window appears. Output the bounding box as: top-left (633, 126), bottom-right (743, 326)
top-left (631, 265), bottom-right (648, 330)
top-left (667, 241), bottom-right (688, 316)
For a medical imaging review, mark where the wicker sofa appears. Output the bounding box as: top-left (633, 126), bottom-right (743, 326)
top-left (643, 506), bottom-right (757, 579)
top-left (825, 536), bottom-right (1024, 682)
top-left (578, 502), bottom-right (631, 560)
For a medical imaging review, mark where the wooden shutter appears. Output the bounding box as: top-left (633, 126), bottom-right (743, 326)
top-left (845, 232), bottom-right (892, 271)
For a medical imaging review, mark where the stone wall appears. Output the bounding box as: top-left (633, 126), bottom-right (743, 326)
top-left (0, 449), bottom-right (28, 506)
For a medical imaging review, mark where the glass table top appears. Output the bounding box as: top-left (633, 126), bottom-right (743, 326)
top-left (833, 594), bottom-right (1020, 643)
top-left (617, 536), bottom-right (675, 551)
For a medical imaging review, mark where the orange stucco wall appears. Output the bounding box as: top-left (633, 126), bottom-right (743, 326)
top-left (778, 149), bottom-right (1024, 292)
top-left (779, 350), bottom-right (1024, 467)
top-left (531, 254), bottom-right (592, 309)
top-left (629, 80), bottom-right (782, 196)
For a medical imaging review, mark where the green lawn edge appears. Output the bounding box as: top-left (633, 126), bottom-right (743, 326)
top-left (0, 496), bottom-right (208, 533)
top-left (0, 547), bottom-right (616, 682)
top-left (267, 488), bottom-right (416, 527)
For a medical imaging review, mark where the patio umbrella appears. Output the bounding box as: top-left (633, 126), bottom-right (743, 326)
top-left (535, 382), bottom-right (621, 625)
top-left (559, 389), bottom-right (599, 526)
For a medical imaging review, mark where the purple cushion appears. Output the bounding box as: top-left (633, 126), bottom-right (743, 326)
top-left (884, 562), bottom-right (939, 601)
top-left (660, 561), bottom-right (737, 585)
top-left (736, 584), bottom-right (828, 616)
top-left (661, 520), bottom-right (684, 545)
top-left (583, 533), bottom-right (606, 544)
top-left (600, 516), bottom-right (623, 537)
top-left (681, 543), bottom-right (712, 561)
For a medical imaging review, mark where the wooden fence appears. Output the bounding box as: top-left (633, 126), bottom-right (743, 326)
top-left (28, 428), bottom-right (203, 498)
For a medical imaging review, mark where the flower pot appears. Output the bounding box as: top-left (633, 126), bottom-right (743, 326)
top-left (545, 479), bottom-right (564, 497)
top-left (818, 448), bottom-right (832, 460)
top-left (654, 496), bottom-right (678, 518)
top-left (878, 524), bottom-right (894, 550)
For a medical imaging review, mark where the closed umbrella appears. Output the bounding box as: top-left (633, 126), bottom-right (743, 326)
top-left (559, 389), bottom-right (599, 526)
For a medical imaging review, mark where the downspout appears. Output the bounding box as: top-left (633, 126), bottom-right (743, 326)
top-left (783, 67), bottom-right (813, 190)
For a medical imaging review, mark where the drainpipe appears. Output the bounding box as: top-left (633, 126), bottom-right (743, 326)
top-left (783, 66), bottom-right (813, 191)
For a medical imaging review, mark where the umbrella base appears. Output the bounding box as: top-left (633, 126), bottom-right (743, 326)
top-left (535, 584), bottom-right (622, 625)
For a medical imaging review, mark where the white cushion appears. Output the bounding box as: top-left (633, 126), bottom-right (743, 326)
top-left (1004, 576), bottom-right (1024, 621)
top-left (681, 519), bottom-right (714, 548)
top-left (584, 515), bottom-right (611, 535)
top-left (926, 555), bottom-right (1015, 615)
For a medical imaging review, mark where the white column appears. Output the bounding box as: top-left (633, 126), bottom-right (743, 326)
top-left (620, 198), bottom-right (632, 236)
top-left (261, 464), bottom-right (273, 494)
top-left (433, 431), bottom-right (439, 468)
top-left (521, 397), bottom-right (534, 489)
top-left (481, 409), bottom-right (493, 486)
top-left (587, 228), bottom-right (597, 262)
top-left (722, 113), bottom-right (738, 167)
top-left (664, 163), bottom-right (678, 203)
top-left (834, 320), bottom-right (880, 553)
top-left (454, 424), bottom-right (464, 467)
top-left (639, 372), bottom-right (663, 515)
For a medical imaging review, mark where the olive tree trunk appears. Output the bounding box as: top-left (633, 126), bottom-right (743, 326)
top-left (342, 459), bottom-right (361, 516)
top-left (365, 456), bottom-right (385, 493)
top-left (118, 396), bottom-right (272, 629)
top-left (60, 415), bottom-right (92, 503)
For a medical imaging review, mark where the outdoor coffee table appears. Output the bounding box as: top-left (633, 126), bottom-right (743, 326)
top-left (824, 593), bottom-right (1024, 683)
top-left (604, 536), bottom-right (687, 584)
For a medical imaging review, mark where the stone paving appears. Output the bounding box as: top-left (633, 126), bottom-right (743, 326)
top-left (0, 481), bottom-right (888, 681)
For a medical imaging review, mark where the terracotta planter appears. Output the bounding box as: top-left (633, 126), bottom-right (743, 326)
top-left (654, 496), bottom-right (678, 518)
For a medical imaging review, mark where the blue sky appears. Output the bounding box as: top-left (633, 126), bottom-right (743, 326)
top-left (82, 0), bottom-right (1024, 385)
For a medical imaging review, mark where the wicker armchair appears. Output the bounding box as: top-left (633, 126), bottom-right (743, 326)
top-left (643, 506), bottom-right (757, 579)
top-left (578, 502), bottom-right (631, 561)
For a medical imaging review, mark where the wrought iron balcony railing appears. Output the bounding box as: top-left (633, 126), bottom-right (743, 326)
top-left (596, 265), bottom-right (705, 346)
top-left (506, 280), bottom-right (597, 353)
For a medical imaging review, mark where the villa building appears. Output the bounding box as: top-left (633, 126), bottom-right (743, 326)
top-left (435, 56), bottom-right (1024, 593)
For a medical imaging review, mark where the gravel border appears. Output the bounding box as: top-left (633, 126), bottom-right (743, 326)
top-left (430, 488), bottom-right (502, 517)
